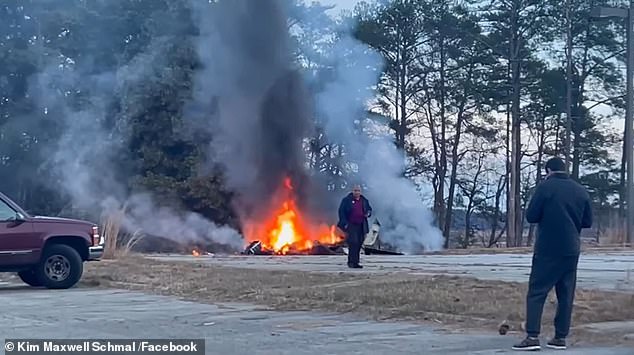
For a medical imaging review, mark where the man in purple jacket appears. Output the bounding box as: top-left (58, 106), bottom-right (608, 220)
top-left (337, 184), bottom-right (372, 269)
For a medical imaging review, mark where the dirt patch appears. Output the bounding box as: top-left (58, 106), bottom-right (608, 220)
top-left (81, 255), bottom-right (634, 346)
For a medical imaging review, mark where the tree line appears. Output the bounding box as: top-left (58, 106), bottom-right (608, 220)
top-left (0, 0), bottom-right (628, 248)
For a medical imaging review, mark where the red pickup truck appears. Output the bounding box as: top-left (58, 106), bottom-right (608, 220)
top-left (0, 191), bottom-right (104, 289)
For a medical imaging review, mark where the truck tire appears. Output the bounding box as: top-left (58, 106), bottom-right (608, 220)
top-left (35, 244), bottom-right (83, 289)
top-left (17, 269), bottom-right (43, 287)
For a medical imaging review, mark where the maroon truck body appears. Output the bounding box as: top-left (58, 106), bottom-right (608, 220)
top-left (0, 191), bottom-right (103, 274)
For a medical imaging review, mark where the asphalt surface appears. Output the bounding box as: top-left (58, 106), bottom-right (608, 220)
top-left (0, 283), bottom-right (632, 354)
top-left (151, 251), bottom-right (634, 292)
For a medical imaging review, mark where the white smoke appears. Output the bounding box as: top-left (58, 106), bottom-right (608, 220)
top-left (30, 31), bottom-right (242, 252)
top-left (313, 18), bottom-right (444, 253)
top-left (29, 0), bottom-right (443, 254)
top-left (104, 195), bottom-right (242, 250)
top-left (185, 0), bottom-right (444, 253)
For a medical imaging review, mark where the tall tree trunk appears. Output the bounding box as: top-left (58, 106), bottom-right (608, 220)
top-left (564, 0), bottom-right (573, 172)
top-left (505, 66), bottom-right (513, 247)
top-left (527, 113), bottom-right (547, 246)
top-left (555, 112), bottom-right (565, 155)
top-left (392, 27), bottom-right (407, 150)
top-left (444, 107), bottom-right (465, 247)
top-left (488, 176), bottom-right (506, 247)
top-left (443, 62), bottom-right (475, 249)
top-left (572, 123), bottom-right (582, 180)
top-left (438, 37), bottom-right (448, 248)
top-left (464, 153), bottom-right (484, 248)
top-left (571, 6), bottom-right (592, 181)
top-left (509, 5), bottom-right (522, 247)
top-left (426, 83), bottom-right (442, 229)
top-left (464, 208), bottom-right (472, 249)
top-left (398, 43), bottom-right (407, 149)
top-left (620, 131), bottom-right (627, 217)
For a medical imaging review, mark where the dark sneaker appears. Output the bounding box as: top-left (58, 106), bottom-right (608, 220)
top-left (352, 264), bottom-right (363, 269)
top-left (512, 337), bottom-right (541, 351)
top-left (546, 338), bottom-right (566, 350)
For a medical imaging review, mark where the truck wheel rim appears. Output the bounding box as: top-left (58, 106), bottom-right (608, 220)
top-left (45, 255), bottom-right (71, 282)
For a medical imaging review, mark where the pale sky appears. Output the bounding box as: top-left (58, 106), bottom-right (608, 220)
top-left (321, 0), bottom-right (625, 165)
top-left (322, 0), bottom-right (362, 11)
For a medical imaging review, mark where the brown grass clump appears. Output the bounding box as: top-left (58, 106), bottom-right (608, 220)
top-left (597, 212), bottom-right (633, 247)
top-left (100, 206), bottom-right (144, 259)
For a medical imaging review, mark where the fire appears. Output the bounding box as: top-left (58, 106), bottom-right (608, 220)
top-left (191, 248), bottom-right (213, 257)
top-left (271, 203), bottom-right (297, 250)
top-left (243, 177), bottom-right (343, 254)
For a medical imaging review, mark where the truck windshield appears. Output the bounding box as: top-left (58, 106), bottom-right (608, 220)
top-left (0, 200), bottom-right (16, 221)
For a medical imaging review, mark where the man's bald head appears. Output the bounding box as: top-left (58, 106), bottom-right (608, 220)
top-left (352, 184), bottom-right (362, 199)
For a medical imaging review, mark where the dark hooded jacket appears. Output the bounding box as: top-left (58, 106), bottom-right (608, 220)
top-left (337, 193), bottom-right (372, 235)
top-left (526, 172), bottom-right (593, 257)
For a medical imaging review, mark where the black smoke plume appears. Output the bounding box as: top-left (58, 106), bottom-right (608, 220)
top-left (188, 0), bottom-right (322, 230)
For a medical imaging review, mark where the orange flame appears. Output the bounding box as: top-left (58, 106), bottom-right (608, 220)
top-left (243, 177), bottom-right (342, 254)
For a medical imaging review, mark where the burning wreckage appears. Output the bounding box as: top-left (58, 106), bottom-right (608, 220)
top-left (236, 177), bottom-right (403, 256)
top-left (242, 219), bottom-right (403, 256)
top-left (188, 177), bottom-right (403, 257)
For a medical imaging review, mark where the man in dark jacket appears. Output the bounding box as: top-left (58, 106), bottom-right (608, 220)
top-left (337, 184), bottom-right (372, 269)
top-left (512, 157), bottom-right (593, 351)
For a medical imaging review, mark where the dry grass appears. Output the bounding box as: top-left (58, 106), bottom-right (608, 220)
top-left (596, 212), bottom-right (633, 247)
top-left (81, 255), bottom-right (634, 346)
top-left (100, 207), bottom-right (144, 259)
top-left (601, 228), bottom-right (628, 247)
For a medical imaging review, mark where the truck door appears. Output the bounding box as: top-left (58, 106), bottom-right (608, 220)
top-left (0, 199), bottom-right (35, 267)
